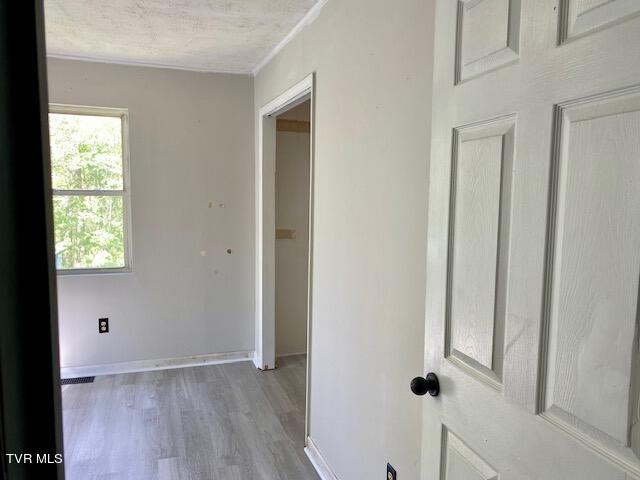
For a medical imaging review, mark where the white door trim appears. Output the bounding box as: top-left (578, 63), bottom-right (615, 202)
top-left (255, 73), bottom-right (315, 438)
top-left (255, 73), bottom-right (313, 370)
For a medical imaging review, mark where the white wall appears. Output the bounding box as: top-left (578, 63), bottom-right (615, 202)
top-left (254, 0), bottom-right (435, 477)
top-left (48, 58), bottom-right (255, 368)
top-left (275, 122), bottom-right (310, 356)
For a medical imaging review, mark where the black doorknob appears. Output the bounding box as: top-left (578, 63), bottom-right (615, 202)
top-left (410, 372), bottom-right (439, 397)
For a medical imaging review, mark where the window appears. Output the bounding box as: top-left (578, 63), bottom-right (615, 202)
top-left (48, 105), bottom-right (131, 273)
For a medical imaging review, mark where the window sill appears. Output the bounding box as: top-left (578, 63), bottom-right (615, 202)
top-left (56, 267), bottom-right (132, 277)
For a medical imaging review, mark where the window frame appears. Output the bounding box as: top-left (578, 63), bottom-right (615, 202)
top-left (49, 104), bottom-right (133, 275)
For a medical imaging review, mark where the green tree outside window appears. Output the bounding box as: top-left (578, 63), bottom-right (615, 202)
top-left (49, 110), bottom-right (129, 271)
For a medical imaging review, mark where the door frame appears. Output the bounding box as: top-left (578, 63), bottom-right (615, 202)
top-left (254, 73), bottom-right (315, 438)
top-left (0, 1), bottom-right (65, 478)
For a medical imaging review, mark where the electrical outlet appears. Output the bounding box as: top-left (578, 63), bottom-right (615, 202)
top-left (98, 318), bottom-right (109, 333)
top-left (387, 463), bottom-right (397, 480)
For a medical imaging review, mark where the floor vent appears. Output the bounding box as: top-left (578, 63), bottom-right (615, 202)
top-left (61, 376), bottom-right (95, 385)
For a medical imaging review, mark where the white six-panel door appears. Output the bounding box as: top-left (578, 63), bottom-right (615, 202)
top-left (422, 1), bottom-right (640, 478)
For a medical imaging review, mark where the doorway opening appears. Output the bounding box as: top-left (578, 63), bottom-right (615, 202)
top-left (275, 100), bottom-right (312, 364)
top-left (255, 74), bottom-right (315, 442)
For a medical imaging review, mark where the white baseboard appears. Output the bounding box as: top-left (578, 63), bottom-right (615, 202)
top-left (277, 351), bottom-right (307, 358)
top-left (60, 350), bottom-right (254, 379)
top-left (305, 437), bottom-right (338, 480)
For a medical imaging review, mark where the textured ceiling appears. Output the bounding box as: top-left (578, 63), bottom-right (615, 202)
top-left (45, 0), bottom-right (320, 74)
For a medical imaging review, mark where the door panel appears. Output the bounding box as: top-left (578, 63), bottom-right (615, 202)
top-left (560, 0), bottom-right (640, 42)
top-left (541, 87), bottom-right (640, 473)
top-left (446, 116), bottom-right (515, 388)
top-left (441, 427), bottom-right (499, 480)
top-left (422, 0), bottom-right (640, 478)
top-left (456, 0), bottom-right (521, 83)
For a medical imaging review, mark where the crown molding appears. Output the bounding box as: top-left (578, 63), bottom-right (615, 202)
top-left (47, 53), bottom-right (252, 76)
top-left (252, 0), bottom-right (329, 76)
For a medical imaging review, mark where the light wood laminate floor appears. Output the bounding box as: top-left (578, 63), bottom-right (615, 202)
top-left (61, 355), bottom-right (318, 480)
